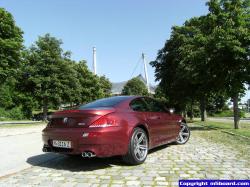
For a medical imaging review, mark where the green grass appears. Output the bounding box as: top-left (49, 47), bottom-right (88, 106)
top-left (0, 117), bottom-right (12, 121)
top-left (186, 118), bottom-right (199, 123)
top-left (0, 122), bottom-right (46, 128)
top-left (212, 110), bottom-right (246, 118)
top-left (0, 118), bottom-right (33, 121)
top-left (193, 121), bottom-right (250, 138)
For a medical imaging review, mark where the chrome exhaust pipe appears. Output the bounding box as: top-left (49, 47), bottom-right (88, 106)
top-left (87, 152), bottom-right (96, 157)
top-left (82, 151), bottom-right (96, 158)
top-left (82, 152), bottom-right (88, 157)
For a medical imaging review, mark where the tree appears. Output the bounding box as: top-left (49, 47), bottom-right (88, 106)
top-left (151, 0), bottom-right (250, 128)
top-left (0, 9), bottom-right (113, 120)
top-left (99, 75), bottom-right (112, 98)
top-left (154, 86), bottom-right (168, 102)
top-left (205, 0), bottom-right (250, 128)
top-left (0, 8), bottom-right (23, 85)
top-left (0, 79), bottom-right (15, 109)
top-left (0, 8), bottom-right (25, 118)
top-left (59, 57), bottom-right (82, 106)
top-left (72, 61), bottom-right (112, 104)
top-left (22, 34), bottom-right (74, 120)
top-left (122, 77), bottom-right (149, 96)
top-left (20, 42), bottom-right (112, 120)
top-left (151, 17), bottom-right (213, 120)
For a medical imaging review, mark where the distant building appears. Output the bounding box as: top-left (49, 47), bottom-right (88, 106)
top-left (111, 74), bottom-right (156, 95)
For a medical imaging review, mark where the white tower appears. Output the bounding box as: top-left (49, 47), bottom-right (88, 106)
top-left (142, 53), bottom-right (150, 92)
top-left (93, 47), bottom-right (97, 75)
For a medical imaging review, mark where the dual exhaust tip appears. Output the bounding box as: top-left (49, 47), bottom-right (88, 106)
top-left (82, 151), bottom-right (96, 158)
top-left (43, 146), bottom-right (95, 158)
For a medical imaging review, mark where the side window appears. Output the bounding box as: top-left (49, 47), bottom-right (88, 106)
top-left (130, 99), bottom-right (148, 112)
top-left (144, 98), bottom-right (165, 112)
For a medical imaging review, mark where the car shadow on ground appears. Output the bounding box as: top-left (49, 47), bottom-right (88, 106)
top-left (27, 153), bottom-right (121, 172)
top-left (27, 144), bottom-right (173, 172)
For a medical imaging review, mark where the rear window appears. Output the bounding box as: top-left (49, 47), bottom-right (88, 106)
top-left (79, 96), bottom-right (130, 109)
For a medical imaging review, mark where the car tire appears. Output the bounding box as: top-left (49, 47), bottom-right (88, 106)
top-left (122, 127), bottom-right (148, 165)
top-left (176, 122), bottom-right (190, 144)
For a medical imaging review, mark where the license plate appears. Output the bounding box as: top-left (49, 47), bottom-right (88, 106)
top-left (52, 140), bottom-right (71, 148)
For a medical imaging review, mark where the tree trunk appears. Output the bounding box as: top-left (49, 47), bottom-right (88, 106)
top-left (233, 94), bottom-right (239, 129)
top-left (190, 100), bottom-right (194, 120)
top-left (43, 97), bottom-right (48, 121)
top-left (200, 97), bottom-right (207, 121)
top-left (184, 108), bottom-right (188, 118)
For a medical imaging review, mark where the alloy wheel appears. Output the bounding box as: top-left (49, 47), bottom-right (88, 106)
top-left (176, 123), bottom-right (190, 144)
top-left (133, 131), bottom-right (148, 161)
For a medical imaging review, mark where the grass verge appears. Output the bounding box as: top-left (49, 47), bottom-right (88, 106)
top-left (191, 126), bottom-right (250, 159)
top-left (0, 122), bottom-right (46, 128)
top-left (194, 121), bottom-right (250, 138)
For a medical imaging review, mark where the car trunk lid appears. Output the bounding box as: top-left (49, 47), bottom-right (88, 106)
top-left (48, 107), bottom-right (115, 128)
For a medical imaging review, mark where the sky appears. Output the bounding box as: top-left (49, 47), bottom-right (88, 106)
top-left (1, 0), bottom-right (249, 102)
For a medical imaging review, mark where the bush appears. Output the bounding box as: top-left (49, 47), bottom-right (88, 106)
top-left (0, 107), bottom-right (25, 120)
top-left (213, 109), bottom-right (245, 118)
top-left (0, 108), bottom-right (9, 120)
top-left (8, 107), bottom-right (25, 120)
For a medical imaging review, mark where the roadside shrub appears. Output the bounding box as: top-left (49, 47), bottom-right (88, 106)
top-left (213, 110), bottom-right (245, 118)
top-left (0, 108), bottom-right (9, 120)
top-left (8, 107), bottom-right (25, 120)
top-left (0, 107), bottom-right (25, 120)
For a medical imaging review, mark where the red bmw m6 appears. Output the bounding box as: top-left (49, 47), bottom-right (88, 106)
top-left (42, 96), bottom-right (190, 165)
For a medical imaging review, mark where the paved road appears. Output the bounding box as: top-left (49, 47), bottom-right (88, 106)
top-left (0, 124), bottom-right (249, 186)
top-left (207, 117), bottom-right (250, 123)
top-left (0, 125), bottom-right (58, 177)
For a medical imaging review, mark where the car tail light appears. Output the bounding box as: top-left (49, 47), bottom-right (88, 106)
top-left (89, 115), bottom-right (117, 128)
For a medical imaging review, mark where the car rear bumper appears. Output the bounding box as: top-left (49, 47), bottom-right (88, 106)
top-left (42, 126), bottom-right (129, 157)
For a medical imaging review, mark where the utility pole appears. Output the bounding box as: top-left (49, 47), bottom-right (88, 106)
top-left (142, 53), bottom-right (150, 93)
top-left (93, 47), bottom-right (97, 75)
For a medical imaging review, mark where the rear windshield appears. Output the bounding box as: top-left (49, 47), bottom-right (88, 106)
top-left (79, 96), bottom-right (130, 109)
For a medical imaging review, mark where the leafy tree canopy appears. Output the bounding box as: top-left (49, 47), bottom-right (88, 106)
top-left (151, 0), bottom-right (249, 127)
top-left (0, 8), bottom-right (23, 84)
top-left (122, 77), bottom-right (149, 96)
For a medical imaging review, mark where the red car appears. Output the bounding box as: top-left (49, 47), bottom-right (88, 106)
top-left (42, 96), bottom-right (190, 165)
